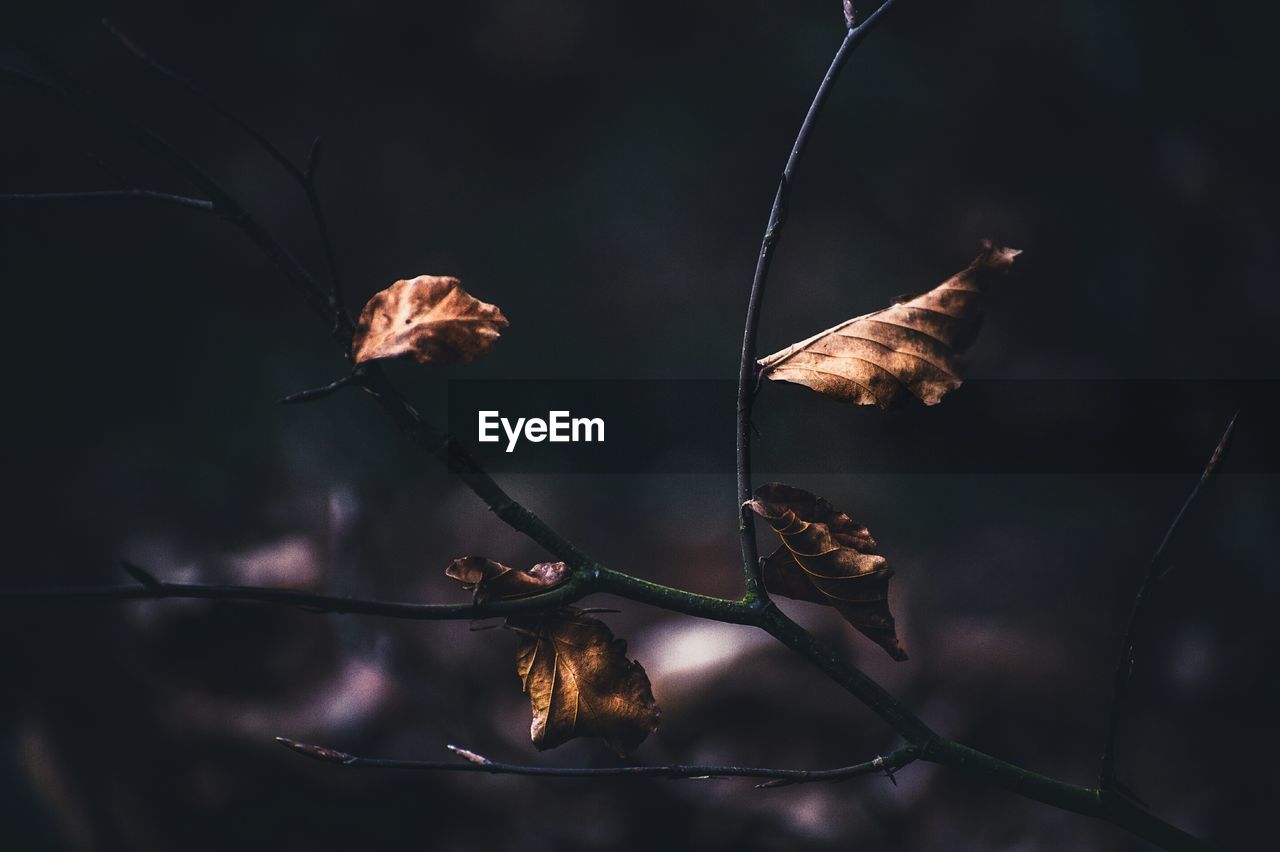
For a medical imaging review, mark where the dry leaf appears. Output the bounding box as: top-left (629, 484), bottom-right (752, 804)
top-left (352, 275), bottom-right (508, 366)
top-left (444, 557), bottom-right (570, 604)
top-left (509, 608), bottom-right (661, 755)
top-left (757, 241), bottom-right (1020, 408)
top-left (748, 483), bottom-right (906, 661)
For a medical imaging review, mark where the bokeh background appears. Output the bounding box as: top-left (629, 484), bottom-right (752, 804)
top-left (2, 0), bottom-right (1278, 849)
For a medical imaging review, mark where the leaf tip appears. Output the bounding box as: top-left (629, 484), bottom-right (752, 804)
top-left (977, 239), bottom-right (1022, 271)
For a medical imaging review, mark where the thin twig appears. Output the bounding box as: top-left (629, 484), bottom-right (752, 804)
top-left (735, 0), bottom-right (901, 602)
top-left (10, 44), bottom-right (598, 571)
top-left (0, 563), bottom-right (585, 621)
top-left (275, 737), bottom-right (919, 785)
top-left (280, 370), bottom-right (366, 404)
top-left (0, 561), bottom-right (758, 627)
top-left (1099, 412), bottom-right (1239, 791)
top-left (15, 41), bottom-right (341, 336)
top-left (102, 19), bottom-right (350, 324)
top-left (0, 189), bottom-right (214, 211)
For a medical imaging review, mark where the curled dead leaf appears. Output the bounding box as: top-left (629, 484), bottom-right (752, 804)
top-left (352, 275), bottom-right (508, 366)
top-left (757, 241), bottom-right (1020, 408)
top-left (445, 557), bottom-right (570, 604)
top-left (508, 608), bottom-right (660, 755)
top-left (748, 483), bottom-right (906, 661)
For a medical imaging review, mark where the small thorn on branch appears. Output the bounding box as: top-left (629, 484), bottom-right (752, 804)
top-left (445, 744), bottom-right (493, 766)
top-left (755, 777), bottom-right (796, 789)
top-left (844, 1), bottom-right (857, 28)
top-left (275, 736), bottom-right (357, 765)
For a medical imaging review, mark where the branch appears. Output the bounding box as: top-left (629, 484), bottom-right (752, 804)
top-left (7, 42), bottom-right (598, 574)
top-left (929, 739), bottom-right (1212, 852)
top-left (1099, 412), bottom-right (1239, 791)
top-left (102, 19), bottom-right (349, 323)
top-left (735, 0), bottom-right (901, 601)
top-left (12, 41), bottom-right (342, 339)
top-left (2, 19), bottom-right (1222, 852)
top-left (761, 605), bottom-right (934, 745)
top-left (0, 189), bottom-right (214, 211)
top-left (0, 561), bottom-right (756, 626)
top-left (275, 737), bottom-right (918, 787)
top-left (0, 562), bottom-right (587, 621)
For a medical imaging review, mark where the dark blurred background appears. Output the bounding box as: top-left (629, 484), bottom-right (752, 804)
top-left (2, 1), bottom-right (1278, 849)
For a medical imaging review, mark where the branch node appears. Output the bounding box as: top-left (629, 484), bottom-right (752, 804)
top-left (874, 754), bottom-right (898, 786)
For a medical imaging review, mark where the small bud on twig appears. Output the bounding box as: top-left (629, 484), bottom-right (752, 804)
top-left (445, 744), bottom-right (493, 766)
top-left (275, 736), bottom-right (357, 764)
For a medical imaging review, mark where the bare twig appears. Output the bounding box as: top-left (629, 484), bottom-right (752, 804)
top-left (7, 42), bottom-right (601, 573)
top-left (0, 188), bottom-right (215, 211)
top-left (1, 563), bottom-right (585, 621)
top-left (11, 42), bottom-right (341, 337)
top-left (0, 561), bottom-right (761, 626)
top-left (275, 737), bottom-right (919, 785)
top-left (280, 369), bottom-right (366, 404)
top-left (736, 0), bottom-right (901, 602)
top-left (102, 19), bottom-right (349, 324)
top-left (1099, 412), bottom-right (1239, 791)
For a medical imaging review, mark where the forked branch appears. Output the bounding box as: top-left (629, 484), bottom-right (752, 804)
top-left (0, 5), bottom-right (1225, 850)
top-left (101, 18), bottom-right (349, 321)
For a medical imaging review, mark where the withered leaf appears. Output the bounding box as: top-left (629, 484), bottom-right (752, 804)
top-left (352, 275), bottom-right (508, 366)
top-left (748, 483), bottom-right (907, 661)
top-left (508, 608), bottom-right (661, 755)
top-left (757, 241), bottom-right (1020, 408)
top-left (444, 556), bottom-right (570, 605)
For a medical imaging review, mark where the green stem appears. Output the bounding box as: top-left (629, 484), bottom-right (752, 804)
top-left (926, 740), bottom-right (1213, 852)
top-left (760, 606), bottom-right (935, 745)
top-left (593, 567), bottom-right (759, 624)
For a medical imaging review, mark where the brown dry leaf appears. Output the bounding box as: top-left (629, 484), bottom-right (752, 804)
top-left (444, 557), bottom-right (570, 604)
top-left (757, 241), bottom-right (1020, 408)
top-left (352, 275), bottom-right (508, 366)
top-left (748, 483), bottom-right (907, 661)
top-left (509, 608), bottom-right (660, 755)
